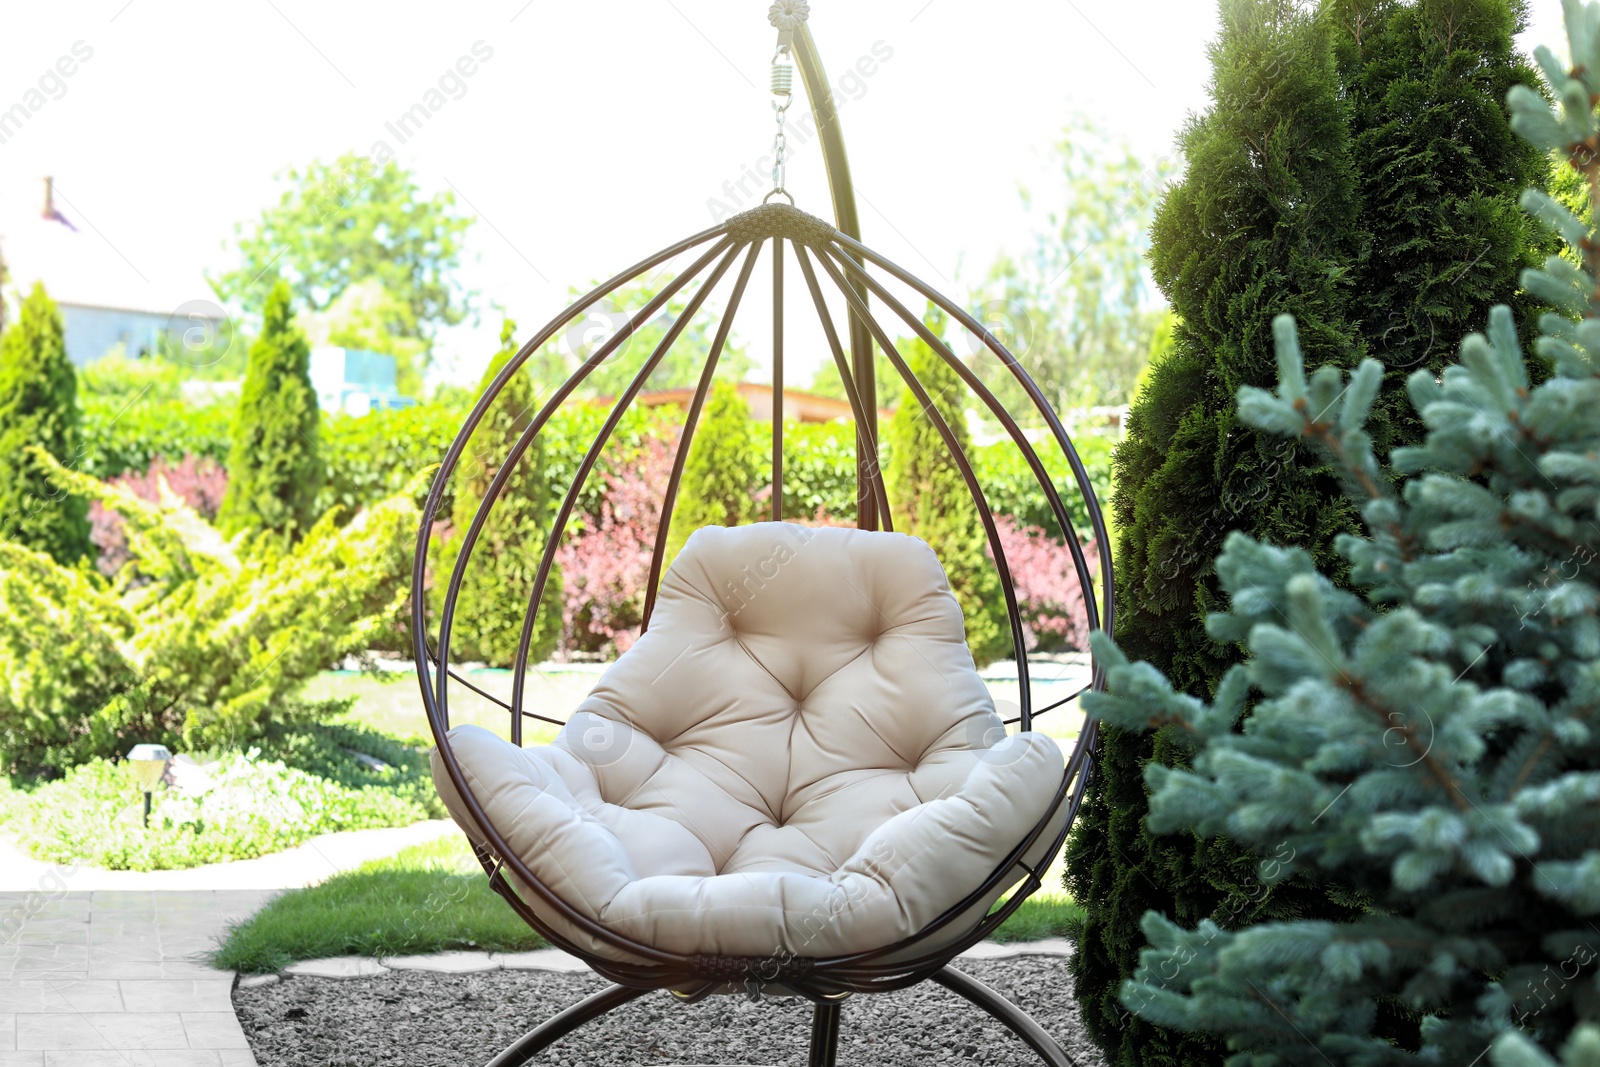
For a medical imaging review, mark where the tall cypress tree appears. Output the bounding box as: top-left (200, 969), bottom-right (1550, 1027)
top-left (0, 283), bottom-right (90, 565)
top-left (666, 379), bottom-right (761, 562)
top-left (434, 318), bottom-right (563, 667)
top-left (1066, 2), bottom-right (1553, 1063)
top-left (1334, 0), bottom-right (1552, 457)
top-left (217, 280), bottom-right (322, 539)
top-left (886, 307), bottom-right (1011, 667)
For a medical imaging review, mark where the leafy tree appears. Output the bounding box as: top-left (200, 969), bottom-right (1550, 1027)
top-left (302, 278), bottom-right (429, 398)
top-left (1069, 2), bottom-right (1560, 1064)
top-left (523, 277), bottom-right (753, 398)
top-left (665, 379), bottom-right (761, 561)
top-left (976, 118), bottom-right (1173, 413)
top-left (432, 319), bottom-right (562, 667)
top-left (886, 308), bottom-right (1010, 667)
top-left (213, 154), bottom-right (473, 375)
top-left (216, 281), bottom-right (322, 540)
top-left (805, 347), bottom-right (903, 409)
top-left (0, 283), bottom-right (90, 565)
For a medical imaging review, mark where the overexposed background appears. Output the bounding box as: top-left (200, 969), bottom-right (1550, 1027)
top-left (0, 0), bottom-right (1570, 387)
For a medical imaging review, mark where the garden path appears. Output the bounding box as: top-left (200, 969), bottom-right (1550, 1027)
top-left (0, 889), bottom-right (268, 1065)
top-left (0, 819), bottom-right (457, 1065)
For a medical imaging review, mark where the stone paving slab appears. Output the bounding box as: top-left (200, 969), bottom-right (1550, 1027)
top-left (281, 957), bottom-right (386, 980)
top-left (0, 891), bottom-right (270, 1066)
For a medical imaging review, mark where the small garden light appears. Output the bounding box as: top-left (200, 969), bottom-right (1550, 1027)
top-left (125, 744), bottom-right (171, 828)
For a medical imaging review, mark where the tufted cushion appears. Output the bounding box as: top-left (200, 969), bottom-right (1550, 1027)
top-left (431, 522), bottom-right (1065, 963)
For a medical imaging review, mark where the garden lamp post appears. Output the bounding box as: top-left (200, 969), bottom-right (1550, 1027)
top-left (126, 744), bottom-right (171, 828)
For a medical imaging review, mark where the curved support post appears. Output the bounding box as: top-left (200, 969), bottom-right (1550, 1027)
top-left (932, 966), bottom-right (1078, 1067)
top-left (484, 983), bottom-right (651, 1067)
top-left (791, 23), bottom-right (876, 530)
top-left (809, 1001), bottom-right (842, 1067)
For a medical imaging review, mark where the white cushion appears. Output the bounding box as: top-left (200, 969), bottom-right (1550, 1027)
top-left (432, 522), bottom-right (1065, 963)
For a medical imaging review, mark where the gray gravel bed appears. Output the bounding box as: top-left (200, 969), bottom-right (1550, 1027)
top-left (234, 956), bottom-right (1107, 1066)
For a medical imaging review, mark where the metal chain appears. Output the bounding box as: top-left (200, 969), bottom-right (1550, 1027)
top-left (767, 46), bottom-right (795, 204)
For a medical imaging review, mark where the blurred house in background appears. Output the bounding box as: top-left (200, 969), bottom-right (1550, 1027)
top-left (0, 177), bottom-right (227, 367)
top-left (310, 346), bottom-right (415, 416)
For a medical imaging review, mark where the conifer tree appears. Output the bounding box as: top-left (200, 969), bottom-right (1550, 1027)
top-left (667, 378), bottom-right (761, 560)
top-left (1082, 10), bottom-right (1600, 1046)
top-left (1069, 2), bottom-right (1552, 1059)
top-left (217, 280), bottom-right (322, 539)
top-left (434, 319), bottom-right (562, 667)
top-left (1067, 5), bottom-right (1366, 1060)
top-left (886, 308), bottom-right (1010, 667)
top-left (0, 283), bottom-right (90, 565)
top-left (1333, 0), bottom-right (1553, 458)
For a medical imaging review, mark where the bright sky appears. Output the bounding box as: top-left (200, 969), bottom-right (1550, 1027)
top-left (0, 0), bottom-right (1573, 390)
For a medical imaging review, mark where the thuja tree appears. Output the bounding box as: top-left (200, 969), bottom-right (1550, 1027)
top-left (886, 308), bottom-right (1010, 667)
top-left (1079, 11), bottom-right (1600, 1058)
top-left (1068, 3), bottom-right (1363, 1059)
top-left (434, 319), bottom-right (562, 667)
top-left (665, 379), bottom-right (761, 561)
top-left (217, 280), bottom-right (322, 539)
top-left (1334, 0), bottom-right (1553, 459)
top-left (0, 283), bottom-right (90, 565)
top-left (1069, 1), bottom-right (1555, 1059)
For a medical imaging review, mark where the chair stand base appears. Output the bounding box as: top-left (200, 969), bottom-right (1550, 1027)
top-left (483, 965), bottom-right (1076, 1067)
top-left (484, 983), bottom-right (649, 1067)
top-left (933, 965), bottom-right (1079, 1067)
top-left (809, 1001), bottom-right (841, 1067)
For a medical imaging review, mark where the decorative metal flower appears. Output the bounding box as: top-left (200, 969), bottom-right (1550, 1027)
top-left (767, 0), bottom-right (810, 33)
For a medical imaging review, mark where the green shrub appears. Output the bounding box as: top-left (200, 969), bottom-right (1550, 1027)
top-left (1, 718), bottom-right (442, 871)
top-left (431, 320), bottom-right (563, 667)
top-left (886, 307), bottom-right (1011, 667)
top-left (974, 432), bottom-right (1114, 547)
top-left (0, 450), bottom-right (422, 775)
top-left (778, 419), bottom-right (863, 523)
top-left (217, 280), bottom-right (323, 539)
top-left (0, 541), bottom-right (137, 776)
top-left (79, 397), bottom-right (234, 480)
top-left (0, 283), bottom-right (91, 565)
top-left (319, 402), bottom-right (462, 519)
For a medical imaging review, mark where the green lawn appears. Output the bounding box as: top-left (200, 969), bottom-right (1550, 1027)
top-left (212, 835), bottom-right (547, 973)
top-left (214, 833), bottom-right (1082, 973)
top-left (304, 667), bottom-right (587, 745)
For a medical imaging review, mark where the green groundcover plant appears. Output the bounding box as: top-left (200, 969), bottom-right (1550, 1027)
top-left (1080, 7), bottom-right (1600, 1060)
top-left (0, 719), bottom-right (444, 871)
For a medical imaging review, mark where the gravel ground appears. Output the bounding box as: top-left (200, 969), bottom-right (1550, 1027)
top-left (234, 956), bottom-right (1107, 1066)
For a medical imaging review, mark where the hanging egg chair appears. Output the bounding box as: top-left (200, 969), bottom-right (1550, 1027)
top-left (414, 6), bottom-right (1113, 1065)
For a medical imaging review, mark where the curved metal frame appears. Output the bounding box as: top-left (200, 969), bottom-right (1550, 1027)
top-left (410, 20), bottom-right (1108, 1067)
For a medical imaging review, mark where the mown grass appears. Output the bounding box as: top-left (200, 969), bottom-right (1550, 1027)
top-left (212, 835), bottom-right (547, 973)
top-left (987, 893), bottom-right (1087, 943)
top-left (215, 834), bottom-right (1083, 974)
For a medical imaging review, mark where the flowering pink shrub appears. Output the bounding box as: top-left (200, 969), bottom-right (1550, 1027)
top-left (990, 515), bottom-right (1099, 652)
top-left (90, 455), bottom-right (228, 576)
top-left (555, 434), bottom-right (678, 658)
